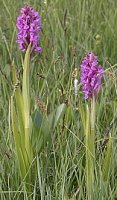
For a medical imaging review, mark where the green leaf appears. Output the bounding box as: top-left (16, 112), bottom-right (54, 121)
top-left (31, 109), bottom-right (51, 153)
top-left (31, 103), bottom-right (67, 153)
top-left (11, 96), bottom-right (20, 151)
top-left (32, 109), bottom-right (43, 129)
top-left (22, 44), bottom-right (33, 162)
top-left (53, 103), bottom-right (67, 129)
top-left (11, 96), bottom-right (27, 179)
top-left (22, 43), bottom-right (31, 129)
top-left (79, 103), bottom-right (86, 133)
top-left (11, 61), bottom-right (25, 146)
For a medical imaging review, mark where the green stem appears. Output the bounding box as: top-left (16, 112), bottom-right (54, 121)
top-left (90, 94), bottom-right (96, 167)
top-left (86, 95), bottom-right (96, 200)
top-left (86, 104), bottom-right (91, 200)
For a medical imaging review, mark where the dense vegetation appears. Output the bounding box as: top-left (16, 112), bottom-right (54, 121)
top-left (0, 0), bottom-right (117, 199)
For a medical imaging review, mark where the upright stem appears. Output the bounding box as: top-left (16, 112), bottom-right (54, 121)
top-left (86, 95), bottom-right (96, 200)
top-left (90, 94), bottom-right (96, 163)
top-left (86, 104), bottom-right (91, 200)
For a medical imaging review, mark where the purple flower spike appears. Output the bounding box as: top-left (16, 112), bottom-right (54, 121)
top-left (80, 52), bottom-right (103, 99)
top-left (16, 5), bottom-right (42, 53)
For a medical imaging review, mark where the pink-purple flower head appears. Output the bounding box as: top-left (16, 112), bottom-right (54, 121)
top-left (16, 5), bottom-right (42, 53)
top-left (80, 52), bottom-right (103, 99)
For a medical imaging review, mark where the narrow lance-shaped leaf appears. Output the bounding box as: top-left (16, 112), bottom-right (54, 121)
top-left (22, 43), bottom-right (33, 163)
top-left (12, 61), bottom-right (25, 146)
top-left (11, 96), bottom-right (26, 179)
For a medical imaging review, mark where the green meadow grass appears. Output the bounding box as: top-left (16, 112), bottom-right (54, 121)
top-left (0, 0), bottom-right (117, 199)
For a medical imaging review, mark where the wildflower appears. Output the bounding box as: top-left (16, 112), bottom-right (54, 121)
top-left (80, 52), bottom-right (103, 99)
top-left (16, 5), bottom-right (42, 53)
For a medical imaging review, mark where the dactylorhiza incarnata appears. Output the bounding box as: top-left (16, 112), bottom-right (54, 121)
top-left (16, 4), bottom-right (42, 53)
top-left (80, 52), bottom-right (103, 99)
